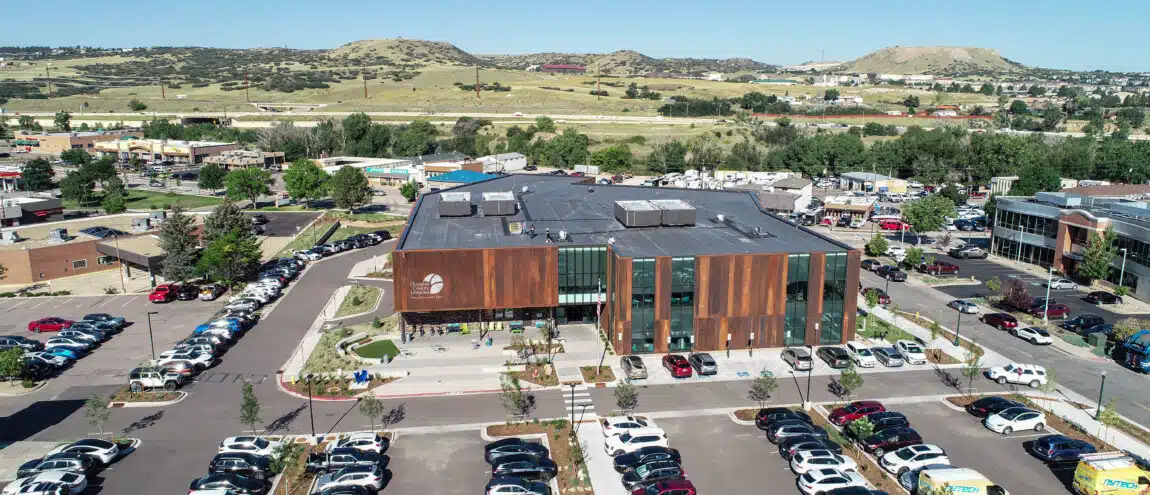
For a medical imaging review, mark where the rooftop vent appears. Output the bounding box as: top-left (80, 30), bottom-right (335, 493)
top-left (0, 230), bottom-right (22, 245)
top-left (481, 191), bottom-right (517, 216)
top-left (48, 228), bottom-right (69, 244)
top-left (1035, 191), bottom-right (1081, 207)
top-left (614, 200), bottom-right (661, 228)
top-left (438, 192), bottom-right (473, 217)
top-left (649, 199), bottom-right (696, 226)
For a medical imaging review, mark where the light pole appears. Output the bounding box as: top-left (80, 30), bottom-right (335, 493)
top-left (1119, 248), bottom-right (1129, 288)
top-left (1043, 265), bottom-right (1053, 325)
top-left (146, 311), bottom-right (158, 360)
top-left (805, 345), bottom-right (813, 407)
top-left (1095, 370), bottom-right (1107, 420)
top-left (305, 374), bottom-right (316, 438)
top-left (568, 383), bottom-right (577, 428)
top-left (954, 312), bottom-right (962, 346)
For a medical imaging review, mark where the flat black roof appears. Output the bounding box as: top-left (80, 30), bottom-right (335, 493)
top-left (398, 175), bottom-right (848, 257)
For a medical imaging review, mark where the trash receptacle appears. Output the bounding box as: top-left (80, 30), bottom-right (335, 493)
top-left (1088, 332), bottom-right (1107, 348)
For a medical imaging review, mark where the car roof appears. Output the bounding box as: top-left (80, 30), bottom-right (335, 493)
top-left (788, 348), bottom-right (811, 357)
top-left (853, 400), bottom-right (883, 407)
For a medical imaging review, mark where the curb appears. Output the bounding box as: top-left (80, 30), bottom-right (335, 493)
top-left (728, 410), bottom-right (756, 426)
top-left (275, 376), bottom-right (361, 402)
top-left (109, 391), bottom-right (188, 408)
top-left (0, 380), bottom-right (48, 397)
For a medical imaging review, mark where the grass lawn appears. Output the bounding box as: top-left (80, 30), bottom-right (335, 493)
top-left (353, 339), bottom-right (399, 360)
top-left (335, 285), bottom-right (381, 318)
top-left (64, 189), bottom-right (221, 210)
top-left (252, 204), bottom-right (326, 212)
top-left (328, 212), bottom-right (408, 223)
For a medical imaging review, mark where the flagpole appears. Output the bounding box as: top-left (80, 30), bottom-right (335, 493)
top-left (596, 277), bottom-right (603, 373)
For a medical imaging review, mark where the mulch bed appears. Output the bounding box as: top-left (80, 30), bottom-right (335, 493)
top-left (927, 349), bottom-right (960, 365)
top-left (808, 406), bottom-right (903, 494)
top-left (487, 421), bottom-right (592, 494)
top-left (281, 377), bottom-right (399, 398)
top-left (945, 394), bottom-right (1117, 451)
top-left (507, 364), bottom-right (559, 387)
top-left (733, 409), bottom-right (757, 421)
top-left (109, 387), bottom-right (182, 403)
top-left (579, 366), bottom-right (616, 383)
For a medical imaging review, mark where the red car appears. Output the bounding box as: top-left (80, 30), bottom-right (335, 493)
top-left (879, 219), bottom-right (910, 231)
top-left (662, 355), bottom-right (693, 378)
top-left (632, 480), bottom-right (696, 495)
top-left (149, 284), bottom-right (178, 303)
top-left (981, 312), bottom-right (1018, 330)
top-left (28, 317), bottom-right (74, 333)
top-left (861, 288), bottom-right (891, 305)
top-left (829, 400), bottom-right (886, 426)
top-left (919, 261), bottom-right (960, 276)
top-left (1031, 303), bottom-right (1070, 319)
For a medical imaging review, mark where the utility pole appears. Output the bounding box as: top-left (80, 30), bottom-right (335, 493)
top-left (475, 65), bottom-right (481, 99)
top-left (160, 79), bottom-right (166, 100)
top-left (363, 66), bottom-right (368, 99)
top-left (46, 67), bottom-right (54, 98)
top-left (596, 65), bottom-right (601, 100)
top-left (244, 72), bottom-right (250, 103)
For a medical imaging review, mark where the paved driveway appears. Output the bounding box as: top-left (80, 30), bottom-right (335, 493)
top-left (658, 415), bottom-right (803, 494)
top-left (386, 431), bottom-right (487, 495)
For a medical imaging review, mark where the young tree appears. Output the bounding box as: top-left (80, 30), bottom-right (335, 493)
top-left (1078, 227), bottom-right (1119, 282)
top-left (838, 361), bottom-right (863, 402)
top-left (534, 115), bottom-right (556, 133)
top-left (1038, 367), bottom-right (1058, 410)
top-left (268, 442), bottom-right (306, 494)
top-left (615, 381), bottom-right (640, 414)
top-left (329, 166), bottom-right (372, 212)
top-left (398, 181), bottom-right (422, 202)
top-left (747, 370), bottom-right (779, 409)
top-left (60, 170), bottom-right (96, 206)
top-left (904, 247), bottom-right (926, 268)
top-left (225, 168), bottom-right (274, 208)
top-left (198, 229), bottom-right (262, 285)
top-left (847, 417), bottom-right (874, 454)
top-left (85, 393), bottom-right (110, 435)
top-left (1097, 398), bottom-right (1120, 440)
top-left (961, 351), bottom-right (984, 396)
top-left (1001, 278), bottom-right (1033, 311)
top-left (128, 99), bottom-right (148, 111)
top-left (203, 196), bottom-right (251, 244)
top-left (158, 204), bottom-right (199, 282)
top-left (197, 163), bottom-right (227, 193)
top-left (60, 148), bottom-right (92, 166)
top-left (865, 233), bottom-right (889, 257)
top-left (903, 195), bottom-right (957, 242)
top-left (928, 320), bottom-right (943, 361)
top-left (499, 374), bottom-right (537, 421)
top-left (239, 380), bottom-right (262, 435)
top-left (54, 111), bottom-right (72, 132)
top-left (937, 230), bottom-right (953, 251)
top-left (0, 348), bottom-right (27, 379)
top-left (284, 159), bottom-right (329, 207)
top-left (358, 396), bottom-right (385, 432)
top-left (101, 190), bottom-right (126, 213)
top-left (21, 159), bottom-right (54, 192)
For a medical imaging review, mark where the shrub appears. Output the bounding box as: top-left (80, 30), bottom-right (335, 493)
top-left (1114, 286), bottom-right (1130, 297)
top-left (372, 316), bottom-right (382, 328)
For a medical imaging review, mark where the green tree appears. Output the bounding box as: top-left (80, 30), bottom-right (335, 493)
top-left (937, 184), bottom-right (968, 206)
top-left (81, 157), bottom-right (118, 189)
top-left (54, 111), bottom-right (72, 132)
top-left (128, 99), bottom-right (148, 111)
top-left (268, 442), bottom-right (306, 494)
top-left (17, 115), bottom-right (35, 130)
top-left (984, 194), bottom-right (999, 221)
top-left (1078, 227), bottom-right (1119, 282)
top-left (985, 276), bottom-right (1002, 294)
top-left (1040, 106), bottom-right (1066, 132)
top-left (101, 190), bottom-right (126, 213)
top-left (283, 159), bottom-right (329, 207)
top-left (646, 140), bottom-right (688, 174)
top-left (392, 120), bottom-right (439, 157)
top-left (1009, 100), bottom-right (1029, 115)
top-left (534, 116), bottom-right (556, 133)
top-left (823, 89), bottom-right (840, 101)
top-left (60, 148), bottom-right (92, 166)
top-left (865, 233), bottom-right (889, 257)
top-left (158, 204), bottom-right (199, 282)
top-left (329, 166), bottom-right (372, 212)
top-left (225, 168), bottom-right (274, 208)
top-left (1117, 107), bottom-right (1146, 128)
top-left (198, 229), bottom-right (262, 285)
top-left (84, 393), bottom-right (111, 435)
top-left (903, 95), bottom-right (920, 113)
top-left (837, 361), bottom-right (863, 402)
top-left (1098, 398), bottom-right (1120, 440)
top-left (21, 159), bottom-right (54, 192)
top-left (590, 144), bottom-right (633, 173)
top-left (1009, 163), bottom-right (1061, 196)
top-left (747, 369), bottom-right (779, 409)
top-left (358, 396), bottom-right (385, 432)
top-left (904, 247), bottom-right (926, 267)
top-left (903, 194), bottom-right (957, 241)
top-left (499, 374), bottom-right (537, 420)
top-left (537, 128), bottom-right (590, 169)
top-left (197, 163), bottom-right (226, 193)
top-left (202, 196), bottom-right (250, 244)
top-left (979, 83), bottom-right (996, 95)
top-left (847, 417), bottom-right (874, 454)
top-left (615, 381), bottom-right (639, 414)
top-left (399, 181), bottom-right (422, 202)
top-left (961, 351), bottom-right (984, 396)
top-left (239, 381), bottom-right (261, 435)
top-left (60, 170), bottom-right (96, 206)
top-left (0, 348), bottom-right (26, 379)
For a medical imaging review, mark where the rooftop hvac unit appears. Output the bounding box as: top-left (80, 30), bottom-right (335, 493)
top-left (0, 230), bottom-right (21, 245)
top-left (48, 228), bottom-right (68, 243)
top-left (1035, 191), bottom-right (1081, 207)
top-left (1112, 201), bottom-right (1150, 220)
top-left (132, 218), bottom-right (150, 231)
top-left (481, 191), bottom-right (517, 216)
top-left (438, 191), bottom-right (473, 217)
top-left (149, 210), bottom-right (167, 222)
top-left (614, 200), bottom-right (661, 227)
top-left (649, 199), bottom-right (696, 226)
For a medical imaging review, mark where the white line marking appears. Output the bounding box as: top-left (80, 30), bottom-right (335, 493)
top-left (1002, 433), bottom-right (1048, 439)
top-left (122, 298), bottom-right (135, 307)
top-left (29, 299), bottom-right (52, 309)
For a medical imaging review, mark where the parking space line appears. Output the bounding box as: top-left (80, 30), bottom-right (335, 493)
top-left (1001, 433), bottom-right (1048, 439)
top-left (29, 299), bottom-right (53, 309)
top-left (99, 296), bottom-right (121, 307)
top-left (122, 297), bottom-right (136, 307)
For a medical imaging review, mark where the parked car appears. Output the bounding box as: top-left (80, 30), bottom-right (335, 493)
top-left (948, 300), bottom-right (979, 314)
top-left (662, 354), bottom-right (692, 378)
top-left (2, 472), bottom-right (87, 495)
top-left (829, 401), bottom-right (886, 425)
top-left (783, 348), bottom-right (813, 370)
top-left (844, 342), bottom-right (878, 368)
top-left (631, 480), bottom-right (696, 495)
top-left (796, 468), bottom-right (867, 495)
top-left (848, 412), bottom-right (909, 437)
top-left (860, 288), bottom-right (890, 306)
top-left (885, 247), bottom-right (907, 262)
top-left (873, 347), bottom-right (904, 367)
top-left (755, 408), bottom-right (813, 431)
top-left (57, 330), bottom-right (101, 344)
top-left (604, 428), bottom-right (668, 456)
top-left (613, 446), bottom-right (681, 473)
top-left (188, 473), bottom-right (268, 494)
top-left (779, 437), bottom-right (842, 460)
top-left (880, 444), bottom-right (950, 475)
top-left (767, 422), bottom-right (828, 444)
top-left (791, 450), bottom-right (858, 475)
top-left (879, 219), bottom-right (910, 231)
top-left (44, 337), bottom-right (91, 350)
top-left (987, 363), bottom-right (1047, 387)
top-left (200, 284), bottom-right (228, 301)
top-left (979, 312), bottom-right (1017, 331)
top-left (687, 352), bottom-right (717, 375)
top-left (316, 464), bottom-right (387, 491)
top-left (81, 313), bottom-right (125, 328)
top-left (1079, 323), bottom-right (1114, 337)
top-left (219, 436), bottom-right (281, 457)
top-left (964, 396), bottom-right (1024, 418)
top-left (1046, 278), bottom-right (1078, 290)
top-left (1030, 434), bottom-right (1096, 463)
top-left (327, 433), bottom-right (389, 454)
top-left (1086, 291), bottom-right (1124, 305)
top-left (919, 261), bottom-right (960, 276)
top-left (602, 416), bottom-right (657, 437)
top-left (949, 245), bottom-right (988, 259)
top-left (0, 335), bottom-right (45, 351)
top-left (209, 452), bottom-right (273, 480)
top-left (876, 266), bottom-right (907, 282)
top-left (1061, 314), bottom-right (1104, 332)
top-left (27, 318), bottom-right (73, 333)
top-left (16, 453), bottom-right (94, 479)
top-left (620, 459), bottom-right (685, 490)
top-left (176, 284), bottom-right (201, 301)
top-left (861, 259), bottom-right (883, 272)
top-left (817, 347), bottom-right (850, 368)
top-left (1031, 303), bottom-right (1070, 320)
top-left (305, 448), bottom-right (381, 474)
top-left (149, 284), bottom-right (178, 303)
top-left (1012, 326), bottom-right (1053, 345)
top-left (620, 356), bottom-right (648, 380)
top-left (985, 407), bottom-right (1046, 435)
top-left (894, 340), bottom-right (927, 365)
top-left (485, 477), bottom-right (549, 495)
top-left (861, 427), bottom-right (923, 456)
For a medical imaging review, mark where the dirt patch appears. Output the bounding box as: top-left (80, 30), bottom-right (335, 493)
top-left (733, 408), bottom-right (757, 421)
top-left (486, 420), bottom-right (592, 494)
top-left (579, 366), bottom-right (616, 383)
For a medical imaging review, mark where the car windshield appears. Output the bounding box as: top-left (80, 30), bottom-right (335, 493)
top-left (1032, 328), bottom-right (1050, 336)
top-left (856, 348), bottom-right (873, 357)
top-left (904, 344), bottom-right (922, 353)
top-left (1000, 409), bottom-right (1026, 420)
top-left (896, 448), bottom-right (918, 460)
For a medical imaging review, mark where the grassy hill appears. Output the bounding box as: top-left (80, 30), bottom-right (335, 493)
top-left (833, 46), bottom-right (1030, 77)
top-left (484, 50), bottom-right (775, 75)
top-left (331, 38), bottom-right (484, 67)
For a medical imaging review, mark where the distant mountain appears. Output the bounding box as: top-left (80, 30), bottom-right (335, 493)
top-left (832, 46), bottom-right (1031, 77)
top-left (484, 50), bottom-right (775, 75)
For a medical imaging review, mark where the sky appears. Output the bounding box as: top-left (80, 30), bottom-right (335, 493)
top-left (3, 0), bottom-right (1148, 72)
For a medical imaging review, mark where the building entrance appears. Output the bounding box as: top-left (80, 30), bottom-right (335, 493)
top-left (557, 304), bottom-right (599, 325)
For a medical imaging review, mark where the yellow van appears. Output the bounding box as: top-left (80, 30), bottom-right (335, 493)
top-left (1073, 452), bottom-right (1150, 495)
top-left (918, 467), bottom-right (1008, 495)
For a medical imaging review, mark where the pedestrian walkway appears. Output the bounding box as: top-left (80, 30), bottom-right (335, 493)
top-left (563, 383), bottom-right (598, 422)
top-left (575, 422), bottom-right (628, 495)
top-left (869, 305), bottom-right (1013, 368)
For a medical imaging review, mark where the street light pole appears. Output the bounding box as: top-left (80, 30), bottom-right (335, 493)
top-left (1095, 371), bottom-right (1108, 420)
top-left (146, 311), bottom-right (158, 360)
top-left (954, 312), bottom-right (962, 346)
top-left (568, 383), bottom-right (577, 428)
top-left (306, 374), bottom-right (316, 438)
top-left (1119, 248), bottom-right (1129, 288)
top-left (805, 345), bottom-right (813, 407)
top-left (1043, 266), bottom-right (1053, 325)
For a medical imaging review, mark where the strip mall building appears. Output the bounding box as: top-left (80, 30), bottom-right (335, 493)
top-left (392, 175), bottom-right (861, 355)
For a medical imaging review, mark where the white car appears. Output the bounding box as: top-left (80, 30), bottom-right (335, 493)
top-left (2, 472), bottom-right (87, 495)
top-left (158, 350), bottom-right (214, 369)
top-left (44, 337), bottom-right (92, 350)
top-left (790, 450), bottom-right (858, 475)
top-left (796, 467), bottom-right (867, 495)
top-left (984, 407), bottom-right (1046, 435)
top-left (295, 249), bottom-right (322, 261)
top-left (604, 428), bottom-right (668, 456)
top-left (174, 343), bottom-right (217, 355)
top-left (218, 436), bottom-right (281, 456)
top-left (1012, 326), bottom-right (1053, 345)
top-left (224, 299), bottom-right (261, 312)
top-left (908, 181), bottom-right (924, 189)
top-left (948, 300), bottom-right (979, 314)
top-left (987, 363), bottom-right (1047, 387)
top-left (326, 432), bottom-right (388, 453)
top-left (45, 438), bottom-right (121, 465)
top-left (316, 464), bottom-right (386, 491)
top-left (886, 247), bottom-right (907, 262)
top-left (844, 342), bottom-right (878, 368)
top-left (601, 416), bottom-right (657, 437)
top-left (232, 291), bottom-right (272, 304)
top-left (1047, 278), bottom-right (1078, 290)
top-left (8, 482), bottom-right (70, 495)
top-left (895, 340), bottom-right (927, 365)
top-left (880, 444), bottom-right (950, 475)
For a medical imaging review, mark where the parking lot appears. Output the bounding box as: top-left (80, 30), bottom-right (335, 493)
top-left (386, 431), bottom-right (489, 495)
top-left (0, 294), bottom-right (226, 386)
top-left (657, 415), bottom-right (799, 494)
top-left (252, 211), bottom-right (322, 237)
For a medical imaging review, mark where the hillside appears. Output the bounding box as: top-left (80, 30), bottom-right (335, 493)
top-left (330, 38), bottom-right (484, 67)
top-left (832, 46), bottom-right (1030, 77)
top-left (484, 50), bottom-right (775, 75)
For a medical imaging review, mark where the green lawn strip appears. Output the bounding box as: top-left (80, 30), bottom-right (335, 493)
top-left (251, 205), bottom-right (326, 212)
top-left (856, 317), bottom-right (915, 343)
top-left (335, 285), bottom-right (381, 317)
top-left (327, 212), bottom-right (408, 223)
top-left (353, 339), bottom-right (399, 360)
top-left (63, 190), bottom-right (221, 210)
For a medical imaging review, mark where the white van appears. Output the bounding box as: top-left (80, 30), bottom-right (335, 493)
top-left (918, 467), bottom-right (1008, 495)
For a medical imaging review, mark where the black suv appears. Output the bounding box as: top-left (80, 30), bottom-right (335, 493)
top-left (1061, 314), bottom-right (1104, 332)
top-left (1086, 291), bottom-right (1123, 305)
top-left (817, 347), bottom-right (851, 368)
top-left (613, 446), bottom-right (681, 473)
top-left (209, 452), bottom-right (273, 480)
top-left (176, 284), bottom-right (201, 301)
top-left (755, 407), bottom-right (812, 431)
top-left (306, 448), bottom-right (381, 474)
top-left (490, 454), bottom-right (558, 481)
top-left (845, 412), bottom-right (909, 439)
top-left (877, 266), bottom-right (908, 282)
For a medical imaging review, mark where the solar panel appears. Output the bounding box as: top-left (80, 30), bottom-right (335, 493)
top-left (79, 226), bottom-right (129, 239)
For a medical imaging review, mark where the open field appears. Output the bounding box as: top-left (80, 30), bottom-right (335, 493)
top-left (61, 189), bottom-right (221, 210)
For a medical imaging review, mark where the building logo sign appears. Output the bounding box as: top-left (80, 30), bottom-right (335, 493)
top-left (410, 273), bottom-right (445, 298)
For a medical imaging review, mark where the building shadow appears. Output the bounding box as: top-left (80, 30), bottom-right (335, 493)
top-left (0, 398), bottom-right (87, 443)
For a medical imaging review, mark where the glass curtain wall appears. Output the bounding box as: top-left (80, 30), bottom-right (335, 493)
top-left (669, 257), bottom-right (695, 351)
top-left (820, 253), bottom-right (848, 345)
top-left (558, 247), bottom-right (607, 304)
top-left (630, 258), bottom-right (656, 353)
top-left (784, 254), bottom-right (810, 347)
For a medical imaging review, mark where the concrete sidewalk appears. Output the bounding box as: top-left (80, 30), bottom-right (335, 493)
top-left (576, 422), bottom-right (628, 495)
top-left (869, 305), bottom-right (1013, 367)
